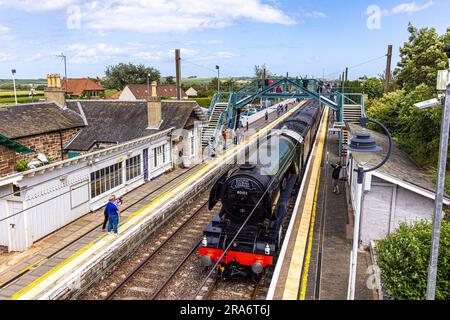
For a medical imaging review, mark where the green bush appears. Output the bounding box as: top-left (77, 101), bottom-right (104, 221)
top-left (192, 97), bottom-right (212, 108)
top-left (376, 220), bottom-right (450, 300)
top-left (16, 160), bottom-right (30, 172)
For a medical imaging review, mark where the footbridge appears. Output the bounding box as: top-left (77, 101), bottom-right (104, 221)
top-left (201, 76), bottom-right (365, 157)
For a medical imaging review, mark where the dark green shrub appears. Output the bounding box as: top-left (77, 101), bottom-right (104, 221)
top-left (376, 220), bottom-right (450, 300)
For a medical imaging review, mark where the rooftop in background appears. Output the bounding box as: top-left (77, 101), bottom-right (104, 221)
top-left (65, 99), bottom-right (205, 151)
top-left (348, 123), bottom-right (440, 194)
top-left (0, 102), bottom-right (85, 139)
top-left (61, 78), bottom-right (105, 97)
top-left (123, 84), bottom-right (186, 99)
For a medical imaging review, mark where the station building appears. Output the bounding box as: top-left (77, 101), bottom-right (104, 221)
top-left (346, 125), bottom-right (450, 246)
top-left (0, 75), bottom-right (207, 252)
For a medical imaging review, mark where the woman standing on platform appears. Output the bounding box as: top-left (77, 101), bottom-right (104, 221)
top-left (330, 161), bottom-right (342, 195)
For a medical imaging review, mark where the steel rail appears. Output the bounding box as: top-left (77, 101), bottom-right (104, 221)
top-left (105, 200), bottom-right (209, 300)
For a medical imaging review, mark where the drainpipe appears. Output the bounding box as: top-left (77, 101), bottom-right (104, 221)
top-left (59, 131), bottom-right (64, 160)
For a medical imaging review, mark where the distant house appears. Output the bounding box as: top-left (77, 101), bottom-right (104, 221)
top-left (65, 82), bottom-right (207, 168)
top-left (107, 90), bottom-right (122, 99)
top-left (118, 84), bottom-right (186, 100)
top-left (185, 87), bottom-right (198, 97)
top-left (0, 75), bottom-right (86, 178)
top-left (62, 78), bottom-right (105, 98)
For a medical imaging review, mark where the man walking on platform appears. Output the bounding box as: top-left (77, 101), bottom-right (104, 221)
top-left (106, 195), bottom-right (121, 236)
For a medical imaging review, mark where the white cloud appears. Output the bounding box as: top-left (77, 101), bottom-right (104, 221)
top-left (0, 24), bottom-right (14, 41)
top-left (0, 52), bottom-right (13, 62)
top-left (303, 11), bottom-right (327, 19)
top-left (0, 0), bottom-right (77, 12)
top-left (24, 53), bottom-right (45, 62)
top-left (0, 24), bottom-right (10, 33)
top-left (80, 0), bottom-right (296, 33)
top-left (391, 1), bottom-right (433, 15)
top-left (204, 40), bottom-right (225, 45)
top-left (65, 42), bottom-right (126, 64)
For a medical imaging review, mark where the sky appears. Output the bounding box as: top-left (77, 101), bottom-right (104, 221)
top-left (0, 0), bottom-right (449, 80)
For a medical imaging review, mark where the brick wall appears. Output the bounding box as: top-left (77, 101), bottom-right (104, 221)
top-left (0, 128), bottom-right (80, 178)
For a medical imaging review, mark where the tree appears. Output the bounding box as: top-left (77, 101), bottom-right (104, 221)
top-left (103, 63), bottom-right (161, 90)
top-left (254, 64), bottom-right (272, 79)
top-left (376, 220), bottom-right (450, 300)
top-left (366, 89), bottom-right (405, 134)
top-left (362, 77), bottom-right (385, 100)
top-left (164, 76), bottom-right (175, 84)
top-left (394, 23), bottom-right (450, 92)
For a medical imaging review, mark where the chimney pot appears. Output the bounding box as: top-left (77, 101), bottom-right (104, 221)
top-left (44, 73), bottom-right (66, 106)
top-left (147, 82), bottom-right (162, 129)
top-left (151, 81), bottom-right (158, 97)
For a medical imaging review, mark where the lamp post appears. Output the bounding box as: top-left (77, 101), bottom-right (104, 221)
top-left (147, 73), bottom-right (150, 99)
top-left (29, 84), bottom-right (35, 103)
top-left (216, 65), bottom-right (220, 94)
top-left (11, 69), bottom-right (17, 104)
top-left (425, 44), bottom-right (450, 300)
top-left (345, 117), bottom-right (392, 300)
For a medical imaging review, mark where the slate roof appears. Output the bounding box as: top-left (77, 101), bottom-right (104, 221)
top-left (62, 78), bottom-right (105, 96)
top-left (0, 102), bottom-right (86, 139)
top-left (348, 124), bottom-right (439, 194)
top-left (126, 84), bottom-right (186, 99)
top-left (65, 100), bottom-right (204, 151)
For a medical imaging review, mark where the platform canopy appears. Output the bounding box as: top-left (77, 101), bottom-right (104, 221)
top-left (0, 134), bottom-right (33, 154)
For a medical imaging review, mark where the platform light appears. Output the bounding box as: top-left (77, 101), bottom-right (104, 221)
top-left (344, 117), bottom-right (392, 300)
top-left (346, 131), bottom-right (382, 168)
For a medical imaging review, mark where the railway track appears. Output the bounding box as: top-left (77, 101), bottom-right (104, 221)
top-left (85, 193), bottom-right (220, 300)
top-left (194, 196), bottom-right (297, 301)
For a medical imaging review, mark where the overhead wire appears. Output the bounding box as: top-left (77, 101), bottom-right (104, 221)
top-left (325, 54), bottom-right (387, 79)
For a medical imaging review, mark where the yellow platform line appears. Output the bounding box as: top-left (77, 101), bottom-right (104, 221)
top-left (10, 101), bottom-right (307, 300)
top-left (299, 157), bottom-right (322, 299)
top-left (282, 107), bottom-right (328, 300)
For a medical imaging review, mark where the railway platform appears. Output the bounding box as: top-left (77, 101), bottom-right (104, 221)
top-left (0, 101), bottom-right (303, 300)
top-left (0, 166), bottom-right (199, 299)
top-left (268, 108), bottom-right (375, 300)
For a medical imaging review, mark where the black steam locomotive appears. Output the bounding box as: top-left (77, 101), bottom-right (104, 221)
top-left (198, 99), bottom-right (323, 277)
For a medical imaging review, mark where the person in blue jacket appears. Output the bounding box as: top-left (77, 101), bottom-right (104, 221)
top-left (106, 195), bottom-right (120, 236)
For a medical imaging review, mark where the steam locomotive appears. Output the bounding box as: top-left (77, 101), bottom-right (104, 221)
top-left (198, 99), bottom-right (323, 277)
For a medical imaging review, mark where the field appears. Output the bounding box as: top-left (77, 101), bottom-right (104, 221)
top-left (0, 90), bottom-right (44, 97)
top-left (0, 89), bottom-right (44, 105)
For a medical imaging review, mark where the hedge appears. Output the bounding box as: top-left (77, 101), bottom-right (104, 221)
top-left (376, 220), bottom-right (450, 300)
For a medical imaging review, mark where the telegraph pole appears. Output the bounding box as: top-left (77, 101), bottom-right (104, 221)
top-left (385, 45), bottom-right (393, 93)
top-left (426, 44), bottom-right (450, 300)
top-left (175, 49), bottom-right (181, 100)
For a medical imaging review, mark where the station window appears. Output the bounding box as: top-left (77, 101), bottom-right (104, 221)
top-left (152, 144), bottom-right (169, 168)
top-left (126, 155), bottom-right (141, 181)
top-left (90, 163), bottom-right (123, 198)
